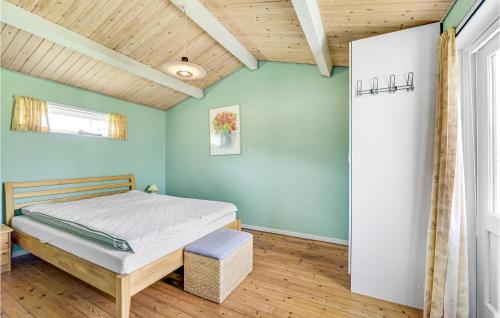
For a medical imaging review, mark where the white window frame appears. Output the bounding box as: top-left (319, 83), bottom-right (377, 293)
top-left (457, 0), bottom-right (500, 316)
top-left (47, 102), bottom-right (110, 138)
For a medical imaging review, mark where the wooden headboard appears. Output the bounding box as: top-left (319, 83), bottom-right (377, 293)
top-left (4, 174), bottom-right (135, 226)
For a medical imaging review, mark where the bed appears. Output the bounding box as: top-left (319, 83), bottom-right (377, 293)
top-left (4, 175), bottom-right (240, 318)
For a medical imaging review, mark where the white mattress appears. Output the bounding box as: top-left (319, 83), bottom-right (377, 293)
top-left (12, 212), bottom-right (236, 274)
top-left (22, 190), bottom-right (237, 253)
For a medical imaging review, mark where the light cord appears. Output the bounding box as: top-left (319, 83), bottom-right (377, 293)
top-left (183, 6), bottom-right (187, 58)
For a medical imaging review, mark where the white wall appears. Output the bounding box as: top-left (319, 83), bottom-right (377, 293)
top-left (350, 23), bottom-right (439, 309)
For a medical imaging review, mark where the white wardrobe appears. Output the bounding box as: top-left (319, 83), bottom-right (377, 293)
top-left (349, 23), bottom-right (440, 309)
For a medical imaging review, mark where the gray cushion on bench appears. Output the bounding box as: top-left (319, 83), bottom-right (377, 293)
top-left (185, 228), bottom-right (252, 260)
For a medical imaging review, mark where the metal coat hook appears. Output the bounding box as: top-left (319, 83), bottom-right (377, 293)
top-left (355, 72), bottom-right (415, 97)
top-left (389, 74), bottom-right (396, 93)
top-left (372, 77), bottom-right (378, 95)
top-left (356, 80), bottom-right (363, 97)
top-left (406, 72), bottom-right (415, 91)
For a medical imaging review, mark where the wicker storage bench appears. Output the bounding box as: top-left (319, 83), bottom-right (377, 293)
top-left (184, 228), bottom-right (253, 303)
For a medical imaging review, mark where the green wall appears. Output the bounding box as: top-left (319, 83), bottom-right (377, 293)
top-left (443, 0), bottom-right (477, 30)
top-left (1, 63), bottom-right (350, 241)
top-left (165, 62), bottom-right (349, 241)
top-left (0, 68), bottom-right (166, 223)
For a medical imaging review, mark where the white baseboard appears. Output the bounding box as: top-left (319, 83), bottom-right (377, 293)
top-left (242, 224), bottom-right (348, 246)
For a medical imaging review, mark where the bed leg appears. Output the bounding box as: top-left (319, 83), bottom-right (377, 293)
top-left (116, 274), bottom-right (131, 318)
top-left (236, 219), bottom-right (241, 231)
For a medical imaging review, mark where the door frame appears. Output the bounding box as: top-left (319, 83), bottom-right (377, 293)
top-left (475, 28), bottom-right (500, 318)
top-left (457, 0), bottom-right (500, 316)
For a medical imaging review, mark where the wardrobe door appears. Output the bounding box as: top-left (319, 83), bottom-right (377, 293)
top-left (349, 22), bottom-right (439, 309)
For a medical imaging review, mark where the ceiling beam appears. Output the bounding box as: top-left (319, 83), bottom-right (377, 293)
top-left (291, 0), bottom-right (332, 77)
top-left (0, 0), bottom-right (204, 98)
top-left (170, 0), bottom-right (258, 70)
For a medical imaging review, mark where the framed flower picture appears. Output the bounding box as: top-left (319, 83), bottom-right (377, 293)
top-left (209, 105), bottom-right (241, 155)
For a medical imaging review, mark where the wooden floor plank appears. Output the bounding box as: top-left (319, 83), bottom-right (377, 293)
top-left (150, 284), bottom-right (247, 318)
top-left (0, 289), bottom-right (35, 318)
top-left (1, 230), bottom-right (422, 318)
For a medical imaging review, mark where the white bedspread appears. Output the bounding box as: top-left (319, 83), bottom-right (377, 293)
top-left (22, 190), bottom-right (237, 253)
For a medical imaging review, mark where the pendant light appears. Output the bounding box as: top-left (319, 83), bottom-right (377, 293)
top-left (162, 6), bottom-right (206, 80)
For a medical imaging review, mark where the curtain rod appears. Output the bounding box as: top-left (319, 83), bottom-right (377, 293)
top-left (13, 95), bottom-right (110, 117)
top-left (48, 101), bottom-right (110, 117)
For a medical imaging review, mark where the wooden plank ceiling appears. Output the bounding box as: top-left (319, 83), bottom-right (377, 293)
top-left (0, 0), bottom-right (452, 110)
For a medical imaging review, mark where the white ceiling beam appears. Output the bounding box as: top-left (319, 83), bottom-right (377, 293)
top-left (170, 0), bottom-right (258, 70)
top-left (291, 0), bottom-right (332, 77)
top-left (0, 0), bottom-right (204, 98)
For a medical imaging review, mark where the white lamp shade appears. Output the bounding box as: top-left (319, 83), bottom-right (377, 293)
top-left (146, 184), bottom-right (159, 193)
top-left (162, 57), bottom-right (207, 80)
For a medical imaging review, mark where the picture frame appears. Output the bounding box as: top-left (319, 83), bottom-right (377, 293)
top-left (209, 105), bottom-right (241, 155)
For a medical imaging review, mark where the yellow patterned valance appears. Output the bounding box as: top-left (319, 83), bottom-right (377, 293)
top-left (11, 96), bottom-right (49, 133)
top-left (108, 113), bottom-right (128, 140)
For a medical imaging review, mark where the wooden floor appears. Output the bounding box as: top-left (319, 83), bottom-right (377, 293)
top-left (1, 230), bottom-right (422, 318)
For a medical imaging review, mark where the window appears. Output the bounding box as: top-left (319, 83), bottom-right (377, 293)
top-left (47, 103), bottom-right (109, 137)
top-left (488, 51), bottom-right (500, 216)
top-left (485, 43), bottom-right (500, 314)
top-left (461, 18), bottom-right (500, 317)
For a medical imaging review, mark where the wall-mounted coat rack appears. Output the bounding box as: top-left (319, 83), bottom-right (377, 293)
top-left (356, 72), bottom-right (414, 96)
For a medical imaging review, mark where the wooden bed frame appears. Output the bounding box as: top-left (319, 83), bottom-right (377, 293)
top-left (4, 174), bottom-right (241, 318)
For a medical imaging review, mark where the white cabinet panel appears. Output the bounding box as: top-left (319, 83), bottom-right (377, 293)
top-left (349, 22), bottom-right (439, 309)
